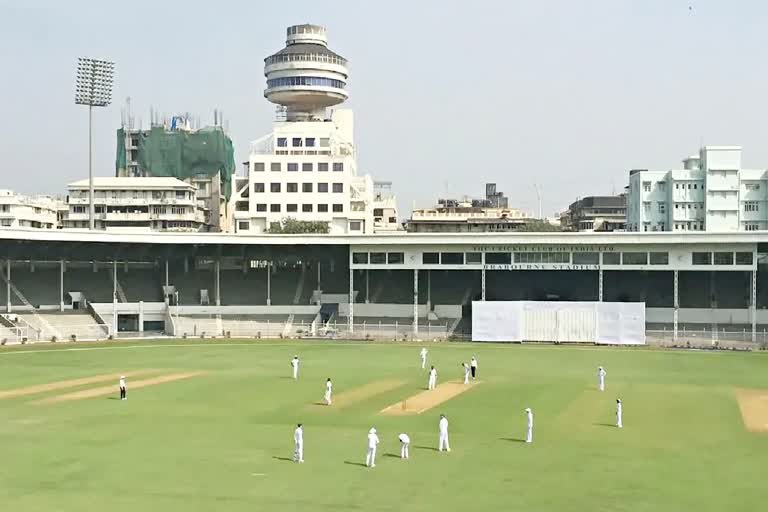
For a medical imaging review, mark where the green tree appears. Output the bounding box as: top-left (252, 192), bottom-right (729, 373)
top-left (267, 217), bottom-right (330, 234)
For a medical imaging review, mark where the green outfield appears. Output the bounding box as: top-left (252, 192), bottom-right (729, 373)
top-left (1, 340), bottom-right (767, 511)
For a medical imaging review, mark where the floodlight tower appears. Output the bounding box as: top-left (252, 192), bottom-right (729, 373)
top-left (264, 24), bottom-right (348, 121)
top-left (75, 57), bottom-right (115, 230)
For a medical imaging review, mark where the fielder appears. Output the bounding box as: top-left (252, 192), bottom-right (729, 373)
top-left (420, 347), bottom-right (428, 369)
top-left (119, 375), bottom-right (126, 401)
top-left (616, 399), bottom-right (623, 428)
top-left (324, 378), bottom-right (333, 405)
top-left (428, 366), bottom-right (437, 390)
top-left (438, 414), bottom-right (451, 452)
top-left (291, 355), bottom-right (300, 380)
top-left (293, 423), bottom-right (304, 463)
top-left (398, 433), bottom-right (410, 459)
top-left (470, 356), bottom-right (478, 379)
top-left (597, 366), bottom-right (606, 391)
top-left (366, 427), bottom-right (380, 468)
top-left (462, 362), bottom-right (470, 384)
top-left (525, 408), bottom-right (533, 443)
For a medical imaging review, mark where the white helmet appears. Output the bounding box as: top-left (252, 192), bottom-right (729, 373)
top-left (369, 427), bottom-right (377, 434)
top-left (525, 407), bottom-right (532, 413)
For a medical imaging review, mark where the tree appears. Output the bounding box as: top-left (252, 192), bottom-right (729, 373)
top-left (513, 220), bottom-right (563, 232)
top-left (267, 217), bottom-right (330, 234)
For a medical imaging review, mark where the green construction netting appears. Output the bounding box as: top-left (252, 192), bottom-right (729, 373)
top-left (116, 126), bottom-right (235, 199)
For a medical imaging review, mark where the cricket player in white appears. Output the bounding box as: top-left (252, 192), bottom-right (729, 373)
top-left (119, 375), bottom-right (126, 401)
top-left (616, 399), bottom-right (623, 428)
top-left (470, 356), bottom-right (477, 379)
top-left (324, 378), bottom-right (333, 405)
top-left (293, 423), bottom-right (304, 463)
top-left (428, 366), bottom-right (437, 390)
top-left (438, 414), bottom-right (451, 452)
top-left (420, 347), bottom-right (428, 369)
top-left (462, 363), bottom-right (470, 384)
top-left (398, 433), bottom-right (410, 459)
top-left (291, 355), bottom-right (300, 380)
top-left (525, 408), bottom-right (533, 443)
top-left (366, 427), bottom-right (380, 468)
top-left (597, 366), bottom-right (606, 391)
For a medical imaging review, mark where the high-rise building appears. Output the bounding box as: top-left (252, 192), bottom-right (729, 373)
top-left (231, 24), bottom-right (398, 234)
top-left (561, 195), bottom-right (626, 232)
top-left (626, 146), bottom-right (767, 232)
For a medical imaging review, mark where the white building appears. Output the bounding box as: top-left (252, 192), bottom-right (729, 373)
top-left (626, 146), bottom-right (768, 232)
top-left (63, 177), bottom-right (207, 232)
top-left (0, 190), bottom-right (60, 229)
top-left (231, 24), bottom-right (398, 235)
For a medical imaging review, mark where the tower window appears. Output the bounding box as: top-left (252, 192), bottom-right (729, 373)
top-left (292, 138), bottom-right (302, 147)
top-left (277, 138), bottom-right (287, 147)
top-left (333, 162), bottom-right (344, 172)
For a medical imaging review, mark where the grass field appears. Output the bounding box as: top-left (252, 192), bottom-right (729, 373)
top-left (1, 340), bottom-right (767, 512)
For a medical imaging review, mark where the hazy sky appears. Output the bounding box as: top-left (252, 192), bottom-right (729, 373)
top-left (2, 0), bottom-right (767, 217)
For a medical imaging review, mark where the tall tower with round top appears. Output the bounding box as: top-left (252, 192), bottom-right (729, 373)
top-left (264, 24), bottom-right (349, 121)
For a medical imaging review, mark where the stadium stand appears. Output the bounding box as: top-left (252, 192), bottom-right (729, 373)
top-left (17, 311), bottom-right (108, 341)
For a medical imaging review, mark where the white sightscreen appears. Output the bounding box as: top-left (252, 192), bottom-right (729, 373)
top-left (472, 301), bottom-right (645, 345)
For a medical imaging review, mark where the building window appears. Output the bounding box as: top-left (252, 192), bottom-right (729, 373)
top-left (736, 252), bottom-right (754, 265)
top-left (318, 183), bottom-right (328, 193)
top-left (287, 163), bottom-right (298, 172)
top-left (292, 138), bottom-right (302, 147)
top-left (649, 252), bottom-right (669, 265)
top-left (693, 184), bottom-right (698, 189)
top-left (256, 203), bottom-right (267, 212)
top-left (387, 252), bottom-right (404, 264)
top-left (370, 252), bottom-right (386, 264)
top-left (572, 252), bottom-right (599, 264)
top-left (270, 183), bottom-right (281, 193)
top-left (277, 138), bottom-right (287, 147)
top-left (465, 252), bottom-right (482, 264)
top-left (658, 182), bottom-right (666, 192)
top-left (271, 162), bottom-right (281, 172)
top-left (515, 252), bottom-right (570, 264)
top-left (745, 223), bottom-right (759, 231)
top-left (332, 183), bottom-right (343, 193)
top-left (332, 204), bottom-right (343, 213)
top-left (254, 183), bottom-right (265, 193)
top-left (287, 183), bottom-right (298, 193)
top-left (320, 138), bottom-right (330, 147)
top-left (302, 183), bottom-right (313, 193)
top-left (253, 162), bottom-right (265, 172)
top-left (658, 202), bottom-right (666, 214)
top-left (485, 252), bottom-right (511, 264)
top-left (302, 163), bottom-right (313, 172)
top-left (270, 204), bottom-right (281, 213)
top-left (333, 162), bottom-right (344, 172)
top-left (642, 181), bottom-right (651, 192)
top-left (286, 204), bottom-right (298, 212)
top-left (441, 252), bottom-right (464, 265)
top-left (238, 221), bottom-right (249, 231)
top-left (305, 138), bottom-right (315, 147)
top-left (746, 183), bottom-right (760, 191)
top-left (745, 201), bottom-right (759, 212)
top-left (302, 204), bottom-right (313, 212)
top-left (622, 252), bottom-right (648, 265)
top-left (602, 252), bottom-right (620, 265)
top-left (318, 204), bottom-right (328, 212)
top-left (318, 163), bottom-right (328, 172)
top-left (692, 252), bottom-right (712, 265)
top-left (423, 252), bottom-right (439, 264)
top-left (353, 252), bottom-right (368, 264)
top-left (713, 252), bottom-right (734, 265)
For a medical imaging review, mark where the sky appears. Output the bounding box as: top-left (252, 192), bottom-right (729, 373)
top-left (1, 0), bottom-right (767, 217)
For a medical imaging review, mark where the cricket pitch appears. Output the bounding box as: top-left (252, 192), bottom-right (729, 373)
top-left (735, 388), bottom-right (768, 432)
top-left (380, 381), bottom-right (480, 415)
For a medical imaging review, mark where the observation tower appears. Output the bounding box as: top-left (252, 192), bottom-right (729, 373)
top-left (264, 24), bottom-right (349, 121)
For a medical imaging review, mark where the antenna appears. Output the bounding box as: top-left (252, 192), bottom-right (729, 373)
top-left (533, 183), bottom-right (542, 219)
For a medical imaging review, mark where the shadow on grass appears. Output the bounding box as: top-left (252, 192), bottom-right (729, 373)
top-left (413, 445), bottom-right (438, 451)
top-left (343, 461), bottom-right (367, 467)
top-left (312, 402), bottom-right (329, 406)
top-left (107, 397), bottom-right (120, 401)
top-left (382, 453), bottom-right (401, 458)
top-left (279, 376), bottom-right (295, 380)
top-left (272, 456), bottom-right (293, 462)
top-left (594, 423), bottom-right (618, 428)
top-left (499, 437), bottom-right (526, 443)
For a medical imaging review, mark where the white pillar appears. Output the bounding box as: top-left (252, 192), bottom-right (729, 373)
top-left (60, 260), bottom-right (65, 312)
top-left (673, 270), bottom-right (679, 342)
top-left (266, 262), bottom-right (272, 305)
top-left (365, 269), bottom-right (370, 303)
top-left (751, 269), bottom-right (757, 343)
top-left (215, 258), bottom-right (221, 306)
top-left (413, 269), bottom-right (419, 335)
top-left (349, 267), bottom-right (354, 333)
top-left (481, 267), bottom-right (486, 301)
top-left (6, 259), bottom-right (11, 313)
top-left (138, 301), bottom-right (145, 333)
top-left (598, 268), bottom-right (604, 302)
top-left (112, 261), bottom-right (118, 335)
